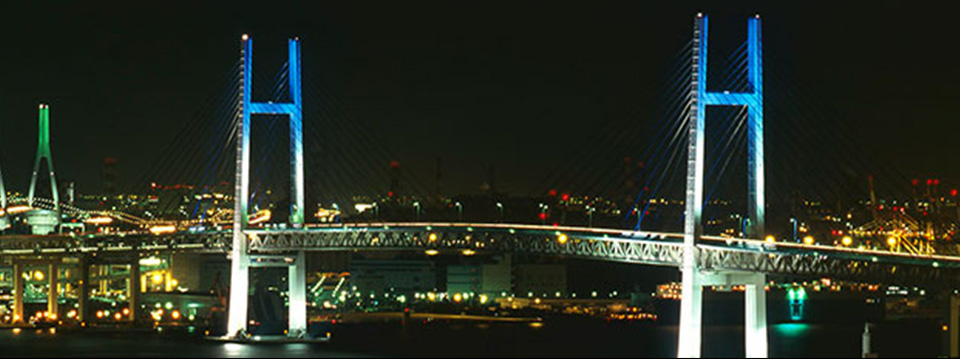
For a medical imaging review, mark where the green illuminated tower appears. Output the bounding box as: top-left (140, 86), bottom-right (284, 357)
top-left (0, 153), bottom-right (6, 209)
top-left (28, 104), bottom-right (59, 210)
top-left (0, 148), bottom-right (7, 231)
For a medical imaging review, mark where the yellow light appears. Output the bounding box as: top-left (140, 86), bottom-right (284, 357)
top-left (888, 237), bottom-right (898, 246)
top-left (122, 308), bottom-right (130, 316)
top-left (764, 235), bottom-right (775, 243)
top-left (96, 311), bottom-right (104, 319)
top-left (557, 233), bottom-right (569, 244)
top-left (171, 310), bottom-right (181, 320)
top-left (34, 271), bottom-right (45, 281)
top-left (248, 209), bottom-right (272, 225)
top-left (85, 216), bottom-right (114, 225)
top-left (424, 249), bottom-right (439, 256)
top-left (7, 205), bottom-right (31, 214)
top-left (453, 293), bottom-right (462, 303)
top-left (149, 225), bottom-right (177, 235)
top-left (479, 294), bottom-right (489, 304)
top-left (66, 310), bottom-right (77, 319)
top-left (152, 273), bottom-right (164, 284)
top-left (841, 236), bottom-right (853, 246)
top-left (803, 236), bottom-right (815, 245)
top-left (462, 249), bottom-right (476, 256)
top-left (428, 233), bottom-right (438, 242)
top-left (114, 313), bottom-right (122, 321)
top-left (944, 325), bottom-right (950, 332)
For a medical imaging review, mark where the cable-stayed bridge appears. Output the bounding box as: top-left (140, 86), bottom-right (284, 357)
top-left (1, 13), bottom-right (959, 358)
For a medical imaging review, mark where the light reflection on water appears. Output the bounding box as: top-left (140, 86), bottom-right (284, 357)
top-left (0, 330), bottom-right (378, 358)
top-left (0, 320), bottom-right (943, 358)
top-left (773, 322), bottom-right (811, 337)
top-left (222, 343), bottom-right (246, 357)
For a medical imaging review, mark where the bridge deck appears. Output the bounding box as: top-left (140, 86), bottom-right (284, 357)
top-left (2, 222), bottom-right (959, 287)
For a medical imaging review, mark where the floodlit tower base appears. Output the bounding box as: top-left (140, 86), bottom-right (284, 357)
top-left (679, 271), bottom-right (768, 358)
top-left (25, 209), bottom-right (60, 235)
top-left (288, 251), bottom-right (308, 338)
top-left (0, 216), bottom-right (10, 231)
top-left (227, 253), bottom-right (307, 339)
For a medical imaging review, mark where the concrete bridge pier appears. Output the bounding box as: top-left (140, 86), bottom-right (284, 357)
top-left (948, 295), bottom-right (959, 357)
top-left (231, 252), bottom-right (308, 339)
top-left (77, 257), bottom-right (90, 323)
top-left (12, 262), bottom-right (23, 323)
top-left (127, 260), bottom-right (140, 322)
top-left (47, 262), bottom-right (58, 320)
top-left (288, 250), bottom-right (307, 338)
top-left (679, 270), bottom-right (768, 358)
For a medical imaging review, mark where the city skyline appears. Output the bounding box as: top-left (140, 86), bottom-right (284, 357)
top-left (0, 2), bottom-right (956, 198)
top-left (2, 2), bottom-right (960, 358)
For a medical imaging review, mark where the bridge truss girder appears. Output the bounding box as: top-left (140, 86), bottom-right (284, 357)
top-left (1, 228), bottom-right (958, 288)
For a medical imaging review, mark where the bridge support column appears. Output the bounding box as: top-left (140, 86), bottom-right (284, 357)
top-left (949, 295), bottom-right (959, 357)
top-left (288, 251), bottom-right (307, 338)
top-left (48, 262), bottom-right (59, 319)
top-left (78, 258), bottom-right (90, 323)
top-left (227, 254), bottom-right (249, 337)
top-left (744, 273), bottom-right (768, 358)
top-left (700, 271), bottom-right (769, 358)
top-left (127, 260), bottom-right (140, 322)
top-left (678, 268), bottom-right (703, 358)
top-left (13, 262), bottom-right (24, 323)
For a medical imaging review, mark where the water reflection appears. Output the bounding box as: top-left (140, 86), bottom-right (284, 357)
top-left (773, 323), bottom-right (810, 338)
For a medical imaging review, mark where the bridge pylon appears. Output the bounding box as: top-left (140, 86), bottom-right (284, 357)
top-left (679, 14), bottom-right (767, 358)
top-left (227, 34), bottom-right (307, 339)
top-left (0, 143), bottom-right (8, 231)
top-left (26, 104), bottom-right (61, 235)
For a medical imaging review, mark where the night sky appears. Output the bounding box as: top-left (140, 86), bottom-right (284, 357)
top-left (0, 1), bottom-right (956, 198)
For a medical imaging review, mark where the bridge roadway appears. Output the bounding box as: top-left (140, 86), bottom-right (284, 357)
top-left (1, 222), bottom-right (959, 288)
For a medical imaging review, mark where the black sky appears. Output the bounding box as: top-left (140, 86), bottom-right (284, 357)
top-left (0, 1), bottom-right (956, 198)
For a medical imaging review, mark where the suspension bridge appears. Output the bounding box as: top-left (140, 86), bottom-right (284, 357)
top-left (0, 13), bottom-right (959, 358)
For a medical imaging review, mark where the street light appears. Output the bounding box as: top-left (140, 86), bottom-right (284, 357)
top-left (789, 218), bottom-right (798, 243)
top-left (586, 205), bottom-right (596, 228)
top-left (413, 201), bottom-right (421, 221)
top-left (372, 202), bottom-right (379, 221)
top-left (496, 202), bottom-right (504, 223)
top-left (455, 202), bottom-right (462, 222)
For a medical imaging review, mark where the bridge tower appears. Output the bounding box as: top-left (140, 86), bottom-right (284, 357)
top-left (0, 149), bottom-right (8, 231)
top-left (227, 34), bottom-right (307, 339)
top-left (679, 14), bottom-right (767, 358)
top-left (26, 104), bottom-right (61, 235)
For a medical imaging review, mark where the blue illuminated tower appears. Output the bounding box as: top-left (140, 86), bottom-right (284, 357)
top-left (228, 34), bottom-right (306, 338)
top-left (679, 14), bottom-right (766, 358)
